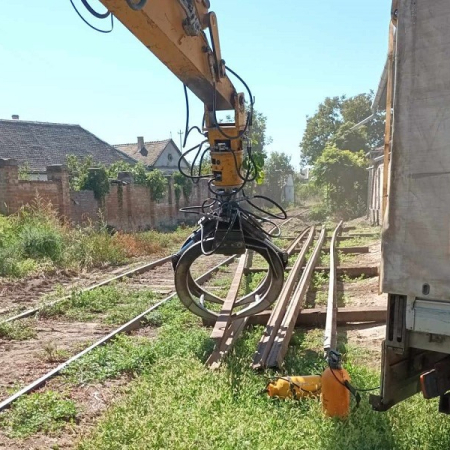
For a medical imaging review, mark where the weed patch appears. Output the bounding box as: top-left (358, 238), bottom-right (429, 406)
top-left (0, 203), bottom-right (193, 279)
top-left (0, 391), bottom-right (78, 438)
top-left (39, 285), bottom-right (160, 325)
top-left (0, 320), bottom-right (36, 340)
top-left (63, 300), bottom-right (211, 384)
top-left (38, 342), bottom-right (71, 363)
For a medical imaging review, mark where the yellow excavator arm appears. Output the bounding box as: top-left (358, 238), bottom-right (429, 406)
top-left (100, 0), bottom-right (236, 111)
top-left (99, 0), bottom-right (247, 188)
top-left (81, 0), bottom-right (287, 322)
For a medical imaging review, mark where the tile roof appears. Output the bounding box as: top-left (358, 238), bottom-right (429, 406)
top-left (0, 119), bottom-right (135, 171)
top-left (114, 139), bottom-right (173, 167)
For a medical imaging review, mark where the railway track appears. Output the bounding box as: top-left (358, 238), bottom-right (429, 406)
top-left (0, 217), bottom-right (383, 411)
top-left (0, 216), bottom-right (297, 325)
top-left (237, 222), bottom-right (384, 370)
top-left (0, 217), bottom-right (300, 409)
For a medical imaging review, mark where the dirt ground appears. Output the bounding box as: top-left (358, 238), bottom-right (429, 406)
top-left (0, 256), bottom-right (160, 320)
top-left (0, 320), bottom-right (113, 399)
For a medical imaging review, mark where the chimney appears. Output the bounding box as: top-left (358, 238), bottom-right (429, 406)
top-left (137, 136), bottom-right (147, 156)
top-left (11, 115), bottom-right (19, 120)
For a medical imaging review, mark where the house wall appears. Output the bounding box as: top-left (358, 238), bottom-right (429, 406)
top-left (0, 158), bottom-right (208, 231)
top-left (154, 142), bottom-right (189, 174)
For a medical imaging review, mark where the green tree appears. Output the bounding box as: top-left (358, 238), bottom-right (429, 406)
top-left (67, 156), bottom-right (167, 202)
top-left (312, 146), bottom-right (368, 219)
top-left (249, 109), bottom-right (271, 154)
top-left (300, 92), bottom-right (384, 165)
top-left (146, 170), bottom-right (167, 202)
top-left (329, 121), bottom-right (369, 153)
top-left (248, 109), bottom-right (271, 184)
top-left (67, 155), bottom-right (94, 190)
top-left (83, 168), bottom-right (110, 202)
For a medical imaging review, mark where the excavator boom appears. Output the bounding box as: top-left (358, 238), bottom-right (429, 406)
top-left (99, 0), bottom-right (236, 111)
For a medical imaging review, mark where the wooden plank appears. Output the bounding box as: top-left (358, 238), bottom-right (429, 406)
top-left (347, 232), bottom-right (380, 238)
top-left (247, 266), bottom-right (379, 278)
top-left (323, 246), bottom-right (369, 254)
top-left (265, 227), bottom-right (327, 368)
top-left (382, 21), bottom-right (395, 218)
top-left (244, 307), bottom-right (387, 327)
top-left (252, 226), bottom-right (316, 369)
top-left (210, 254), bottom-right (247, 340)
top-left (336, 235), bottom-right (378, 241)
top-left (324, 221), bottom-right (343, 354)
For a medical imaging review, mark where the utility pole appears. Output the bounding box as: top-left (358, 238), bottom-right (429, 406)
top-left (178, 130), bottom-right (184, 149)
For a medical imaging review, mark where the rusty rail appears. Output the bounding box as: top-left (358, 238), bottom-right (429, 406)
top-left (265, 227), bottom-right (327, 368)
top-left (252, 226), bottom-right (315, 369)
top-left (1, 255), bottom-right (174, 324)
top-left (324, 221), bottom-right (343, 354)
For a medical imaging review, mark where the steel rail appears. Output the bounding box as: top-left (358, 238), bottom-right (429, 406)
top-left (252, 226), bottom-right (314, 369)
top-left (266, 227), bottom-right (327, 368)
top-left (323, 221), bottom-right (343, 355)
top-left (1, 255), bottom-right (174, 324)
top-left (0, 254), bottom-right (236, 412)
top-left (1, 217), bottom-right (294, 325)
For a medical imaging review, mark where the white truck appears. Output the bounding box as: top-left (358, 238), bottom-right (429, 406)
top-left (370, 0), bottom-right (450, 413)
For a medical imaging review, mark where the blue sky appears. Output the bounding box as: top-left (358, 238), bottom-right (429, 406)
top-left (0, 1), bottom-right (390, 169)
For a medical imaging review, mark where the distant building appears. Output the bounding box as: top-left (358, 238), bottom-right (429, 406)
top-left (114, 137), bottom-right (190, 174)
top-left (283, 174), bottom-right (295, 203)
top-left (0, 117), bottom-right (135, 180)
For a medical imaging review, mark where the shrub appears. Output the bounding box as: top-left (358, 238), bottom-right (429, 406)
top-left (172, 172), bottom-right (193, 204)
top-left (146, 170), bottom-right (167, 202)
top-left (20, 223), bottom-right (63, 261)
top-left (312, 146), bottom-right (368, 219)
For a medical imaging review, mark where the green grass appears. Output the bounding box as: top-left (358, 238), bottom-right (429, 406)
top-left (0, 391), bottom-right (78, 438)
top-left (2, 299), bottom-right (450, 449)
top-left (340, 273), bottom-right (367, 284)
top-left (311, 271), bottom-right (329, 290)
top-left (38, 285), bottom-right (160, 324)
top-left (0, 319), bottom-right (36, 340)
top-left (337, 235), bottom-right (377, 248)
top-left (311, 290), bottom-right (328, 307)
top-left (338, 252), bottom-right (356, 265)
top-left (68, 309), bottom-right (450, 450)
top-left (0, 202), bottom-right (194, 279)
top-left (319, 252), bottom-right (330, 266)
top-left (63, 301), bottom-right (211, 384)
top-left (39, 342), bottom-right (71, 363)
